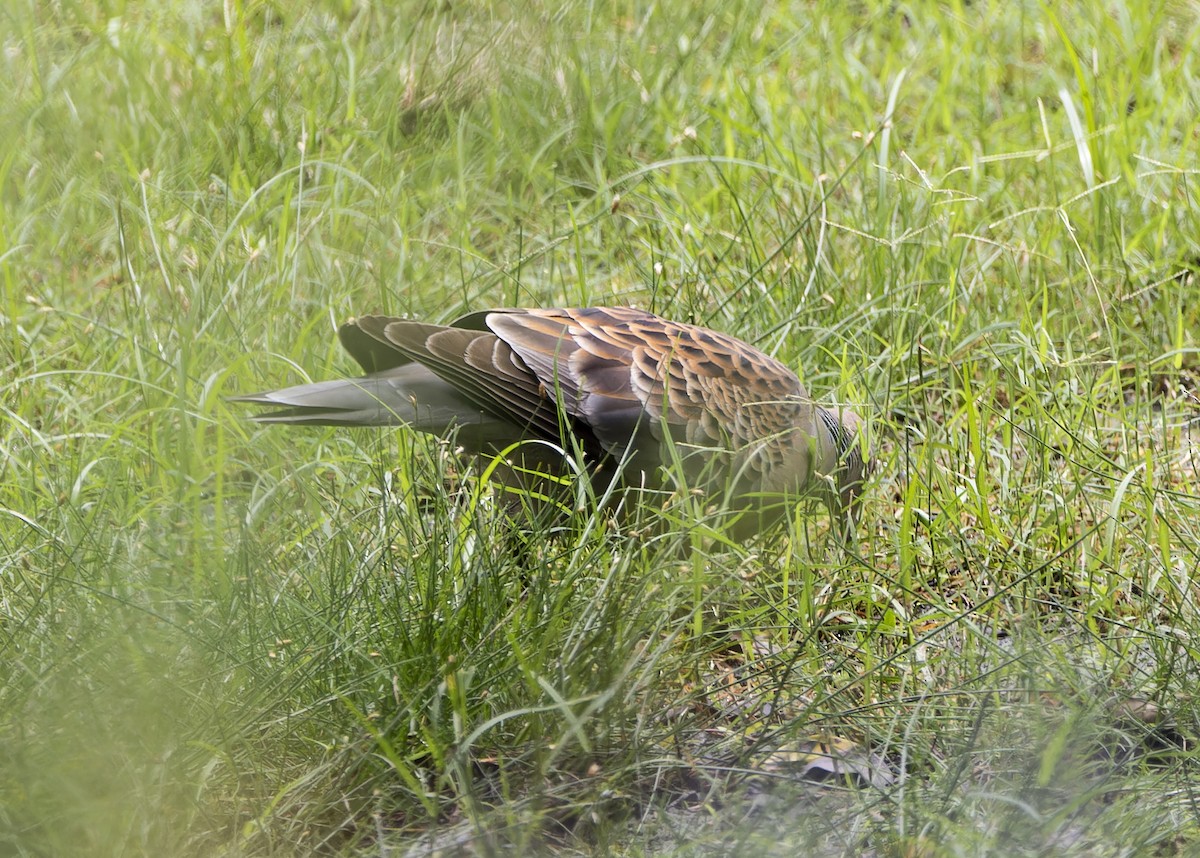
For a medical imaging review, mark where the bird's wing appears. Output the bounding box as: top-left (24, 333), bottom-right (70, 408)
top-left (254, 308), bottom-right (827, 474)
top-left (482, 307), bottom-right (810, 454)
top-left (337, 315), bottom-right (414, 373)
top-left (344, 315), bottom-right (569, 444)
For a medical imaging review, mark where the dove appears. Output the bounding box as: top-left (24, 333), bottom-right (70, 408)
top-left (232, 307), bottom-right (869, 539)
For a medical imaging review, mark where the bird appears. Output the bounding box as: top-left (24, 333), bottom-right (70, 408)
top-left (232, 307), bottom-right (870, 540)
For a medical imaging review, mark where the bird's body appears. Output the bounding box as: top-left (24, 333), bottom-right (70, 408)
top-left (233, 307), bottom-right (869, 538)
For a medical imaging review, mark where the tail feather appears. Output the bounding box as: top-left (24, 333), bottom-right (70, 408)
top-left (230, 364), bottom-right (518, 449)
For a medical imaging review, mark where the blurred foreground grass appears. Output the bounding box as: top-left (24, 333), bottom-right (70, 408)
top-left (3, 1), bottom-right (1200, 854)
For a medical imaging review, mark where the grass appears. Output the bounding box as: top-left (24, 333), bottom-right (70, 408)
top-left (3, 0), bottom-right (1200, 854)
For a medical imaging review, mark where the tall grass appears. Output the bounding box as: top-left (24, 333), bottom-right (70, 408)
top-left (2, 1), bottom-right (1199, 854)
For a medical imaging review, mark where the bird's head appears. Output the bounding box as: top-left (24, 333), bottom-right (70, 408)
top-left (819, 405), bottom-right (872, 540)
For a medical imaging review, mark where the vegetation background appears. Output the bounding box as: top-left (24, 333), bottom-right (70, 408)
top-left (3, 0), bottom-right (1199, 855)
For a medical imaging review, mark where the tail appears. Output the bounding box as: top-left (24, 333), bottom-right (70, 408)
top-left (230, 364), bottom-right (516, 447)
